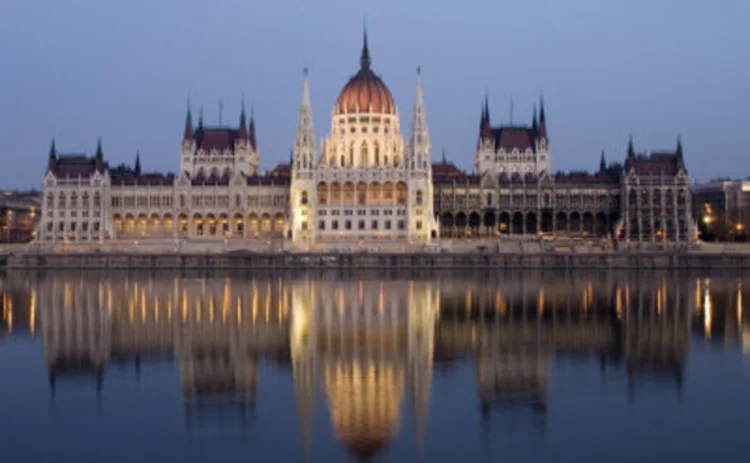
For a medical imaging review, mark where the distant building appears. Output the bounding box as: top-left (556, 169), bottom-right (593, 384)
top-left (692, 179), bottom-right (750, 240)
top-left (0, 189), bottom-right (41, 243)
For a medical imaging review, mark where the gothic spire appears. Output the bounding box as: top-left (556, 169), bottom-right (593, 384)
top-left (198, 107), bottom-right (204, 130)
top-left (239, 98), bottom-right (248, 140)
top-left (532, 103), bottom-right (538, 129)
top-left (294, 69), bottom-right (315, 168)
top-left (134, 151), bottom-right (141, 175)
top-left (627, 135), bottom-right (635, 158)
top-left (248, 104), bottom-right (256, 150)
top-left (48, 138), bottom-right (57, 159)
top-left (183, 101), bottom-right (193, 140)
top-left (539, 95), bottom-right (546, 125)
top-left (599, 149), bottom-right (606, 172)
top-left (360, 22), bottom-right (371, 69)
top-left (676, 136), bottom-right (685, 169)
top-left (410, 66), bottom-right (430, 169)
top-left (96, 138), bottom-right (103, 159)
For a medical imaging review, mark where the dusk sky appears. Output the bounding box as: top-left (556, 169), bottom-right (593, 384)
top-left (1, 0), bottom-right (747, 189)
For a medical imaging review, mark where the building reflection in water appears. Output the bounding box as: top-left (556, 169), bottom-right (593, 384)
top-left (1, 270), bottom-right (749, 458)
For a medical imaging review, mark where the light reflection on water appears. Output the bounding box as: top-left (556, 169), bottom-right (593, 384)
top-left (0, 270), bottom-right (749, 462)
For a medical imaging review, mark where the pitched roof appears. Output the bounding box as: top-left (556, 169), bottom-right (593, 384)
top-left (625, 152), bottom-right (683, 176)
top-left (48, 154), bottom-right (106, 178)
top-left (489, 126), bottom-right (542, 152)
top-left (192, 127), bottom-right (240, 152)
top-left (110, 166), bottom-right (175, 186)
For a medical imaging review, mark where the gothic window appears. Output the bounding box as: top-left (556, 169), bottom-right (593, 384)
top-left (358, 220), bottom-right (365, 230)
top-left (396, 182), bottom-right (408, 205)
top-left (349, 144), bottom-right (354, 166)
top-left (361, 142), bottom-right (368, 167)
top-left (374, 143), bottom-right (380, 166)
top-left (317, 182), bottom-right (328, 205)
top-left (300, 190), bottom-right (308, 205)
top-left (416, 190), bottom-right (424, 206)
top-left (318, 220), bottom-right (325, 230)
top-left (235, 194), bottom-right (241, 208)
top-left (357, 183), bottom-right (367, 205)
top-left (332, 220), bottom-right (339, 230)
top-left (46, 194), bottom-right (54, 209)
top-left (70, 193), bottom-right (78, 209)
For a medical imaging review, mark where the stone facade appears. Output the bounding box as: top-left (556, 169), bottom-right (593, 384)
top-left (435, 138), bottom-right (694, 245)
top-left (289, 35), bottom-right (438, 247)
top-left (35, 32), bottom-right (694, 249)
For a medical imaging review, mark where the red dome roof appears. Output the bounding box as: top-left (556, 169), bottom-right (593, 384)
top-left (335, 32), bottom-right (396, 115)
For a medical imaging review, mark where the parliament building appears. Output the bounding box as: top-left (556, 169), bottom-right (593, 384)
top-left (36, 32), bottom-right (695, 250)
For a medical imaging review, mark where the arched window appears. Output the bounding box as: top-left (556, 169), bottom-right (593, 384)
top-left (416, 190), bottom-right (424, 206)
top-left (70, 192), bottom-right (78, 208)
top-left (317, 182), bottom-right (328, 205)
top-left (374, 143), bottom-right (380, 167)
top-left (349, 143), bottom-right (354, 166)
top-left (360, 142), bottom-right (368, 167)
top-left (93, 192), bottom-right (101, 208)
top-left (300, 190), bottom-right (308, 205)
top-left (82, 192), bottom-right (90, 209)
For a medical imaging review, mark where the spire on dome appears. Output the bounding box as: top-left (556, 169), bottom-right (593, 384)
top-left (360, 22), bottom-right (371, 70)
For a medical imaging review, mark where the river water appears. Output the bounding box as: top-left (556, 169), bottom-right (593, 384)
top-left (0, 270), bottom-right (748, 462)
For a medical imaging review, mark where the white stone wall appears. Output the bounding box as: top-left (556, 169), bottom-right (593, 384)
top-left (39, 171), bottom-right (109, 243)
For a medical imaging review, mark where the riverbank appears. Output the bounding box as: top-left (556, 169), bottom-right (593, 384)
top-left (3, 249), bottom-right (750, 271)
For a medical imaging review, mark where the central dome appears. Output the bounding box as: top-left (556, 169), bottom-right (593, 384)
top-left (335, 32), bottom-right (396, 115)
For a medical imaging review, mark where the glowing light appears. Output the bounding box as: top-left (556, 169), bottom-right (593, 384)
top-left (615, 287), bottom-right (622, 319)
top-left (140, 289), bottom-right (147, 323)
top-left (181, 289), bottom-right (188, 324)
top-left (704, 282), bottom-right (712, 340)
top-left (538, 288), bottom-right (545, 315)
top-left (29, 288), bottom-right (37, 335)
top-left (737, 282), bottom-right (743, 329)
